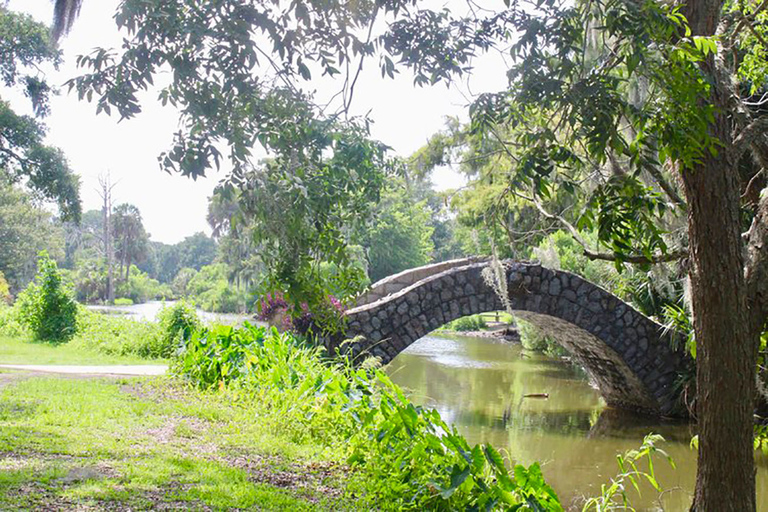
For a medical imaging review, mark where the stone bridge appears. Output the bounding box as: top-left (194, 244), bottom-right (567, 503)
top-left (336, 260), bottom-right (690, 417)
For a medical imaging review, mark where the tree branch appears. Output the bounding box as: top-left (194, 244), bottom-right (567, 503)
top-left (511, 189), bottom-right (687, 265)
top-left (732, 117), bottom-right (768, 161)
top-left (745, 186), bottom-right (768, 335)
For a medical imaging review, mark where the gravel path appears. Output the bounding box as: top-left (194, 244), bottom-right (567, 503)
top-left (0, 364), bottom-right (167, 376)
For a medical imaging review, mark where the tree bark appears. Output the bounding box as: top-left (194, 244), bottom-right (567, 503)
top-left (681, 59), bottom-right (758, 512)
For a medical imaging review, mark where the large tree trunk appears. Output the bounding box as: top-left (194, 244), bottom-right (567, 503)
top-left (681, 69), bottom-right (757, 510)
top-left (680, 1), bottom-right (763, 508)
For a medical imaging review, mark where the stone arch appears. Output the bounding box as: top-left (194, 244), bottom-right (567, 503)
top-left (354, 256), bottom-right (488, 307)
top-left (339, 261), bottom-right (690, 416)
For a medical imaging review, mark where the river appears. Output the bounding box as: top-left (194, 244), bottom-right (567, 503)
top-left (85, 300), bottom-right (255, 325)
top-left (386, 333), bottom-right (768, 511)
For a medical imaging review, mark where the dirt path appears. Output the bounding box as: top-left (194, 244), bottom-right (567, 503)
top-left (0, 364), bottom-right (167, 376)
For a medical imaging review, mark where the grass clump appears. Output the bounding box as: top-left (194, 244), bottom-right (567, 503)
top-left (71, 302), bottom-right (199, 360)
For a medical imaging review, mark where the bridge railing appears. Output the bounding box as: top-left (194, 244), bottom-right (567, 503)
top-left (355, 256), bottom-right (489, 307)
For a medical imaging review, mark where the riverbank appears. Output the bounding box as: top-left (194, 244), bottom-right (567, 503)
top-left (438, 324), bottom-right (520, 342)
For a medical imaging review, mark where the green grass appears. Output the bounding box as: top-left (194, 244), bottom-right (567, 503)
top-left (0, 336), bottom-right (168, 366)
top-left (0, 376), bottom-right (350, 510)
top-left (478, 311), bottom-right (515, 324)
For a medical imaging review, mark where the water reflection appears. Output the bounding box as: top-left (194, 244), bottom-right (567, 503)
top-left (387, 333), bottom-right (768, 511)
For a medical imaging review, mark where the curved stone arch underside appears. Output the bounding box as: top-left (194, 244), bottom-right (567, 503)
top-left (340, 261), bottom-right (690, 416)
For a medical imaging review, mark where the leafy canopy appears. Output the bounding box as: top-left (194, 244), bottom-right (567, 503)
top-left (0, 6), bottom-right (80, 220)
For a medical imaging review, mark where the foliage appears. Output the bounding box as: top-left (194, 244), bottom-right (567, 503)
top-left (173, 324), bottom-right (564, 510)
top-left (0, 6), bottom-right (80, 219)
top-left (0, 270), bottom-right (10, 304)
top-left (662, 304), bottom-right (696, 359)
top-left (256, 291), bottom-right (346, 337)
top-left (755, 425), bottom-right (768, 456)
top-left (0, 179), bottom-right (65, 293)
top-left (0, 303), bottom-right (27, 338)
top-left (443, 314), bottom-right (487, 332)
top-left (16, 252), bottom-right (77, 343)
top-left (364, 180), bottom-right (436, 283)
top-left (71, 302), bottom-right (199, 360)
top-left (115, 265), bottom-right (168, 304)
top-left (171, 267), bottom-right (197, 297)
top-left (155, 300), bottom-right (201, 358)
top-left (70, 309), bottom-right (165, 359)
top-left (533, 232), bottom-right (619, 289)
top-left (582, 434), bottom-right (674, 511)
top-left (68, 0), bottom-right (404, 313)
top-left (517, 319), bottom-right (568, 358)
top-left (113, 297), bottom-right (133, 306)
top-left (186, 263), bottom-right (247, 313)
top-left (69, 257), bottom-right (106, 303)
top-left (112, 203), bottom-right (148, 280)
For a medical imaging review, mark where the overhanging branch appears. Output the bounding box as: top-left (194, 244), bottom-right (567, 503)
top-left (511, 189), bottom-right (687, 265)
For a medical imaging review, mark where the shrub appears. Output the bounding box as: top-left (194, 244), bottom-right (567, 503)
top-left (0, 303), bottom-right (27, 337)
top-left (0, 270), bottom-right (11, 304)
top-left (155, 300), bottom-right (201, 358)
top-left (172, 325), bottom-right (563, 510)
top-left (116, 265), bottom-right (167, 303)
top-left (71, 309), bottom-right (165, 358)
top-left (114, 297), bottom-right (134, 306)
top-left (16, 253), bottom-right (78, 343)
top-left (186, 263), bottom-right (247, 313)
top-left (256, 292), bottom-right (346, 337)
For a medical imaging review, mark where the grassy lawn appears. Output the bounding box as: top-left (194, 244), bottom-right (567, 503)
top-left (0, 375), bottom-right (351, 510)
top-left (0, 336), bottom-right (169, 366)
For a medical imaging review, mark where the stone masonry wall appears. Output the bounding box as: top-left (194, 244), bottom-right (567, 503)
top-left (354, 257), bottom-right (488, 307)
top-left (336, 261), bottom-right (690, 417)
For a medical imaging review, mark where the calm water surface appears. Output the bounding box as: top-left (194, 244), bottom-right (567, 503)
top-left (386, 333), bottom-right (768, 511)
top-left (86, 300), bottom-right (254, 325)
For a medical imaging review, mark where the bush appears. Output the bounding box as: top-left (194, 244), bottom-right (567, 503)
top-left (443, 314), bottom-right (487, 332)
top-left (71, 309), bottom-right (165, 358)
top-left (116, 265), bottom-right (168, 303)
top-left (256, 292), bottom-right (346, 337)
top-left (69, 301), bottom-right (199, 360)
top-left (114, 297), bottom-right (134, 306)
top-left (172, 325), bottom-right (563, 510)
top-left (16, 253), bottom-right (78, 343)
top-left (155, 301), bottom-right (201, 358)
top-left (185, 264), bottom-right (247, 313)
top-left (0, 304), bottom-right (27, 337)
top-left (0, 270), bottom-right (11, 304)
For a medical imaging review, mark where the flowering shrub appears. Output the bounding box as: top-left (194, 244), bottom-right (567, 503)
top-left (256, 292), bottom-right (347, 337)
top-left (256, 292), bottom-right (289, 323)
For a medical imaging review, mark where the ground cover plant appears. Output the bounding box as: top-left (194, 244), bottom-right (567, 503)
top-left (0, 375), bottom-right (347, 510)
top-left (173, 323), bottom-right (564, 510)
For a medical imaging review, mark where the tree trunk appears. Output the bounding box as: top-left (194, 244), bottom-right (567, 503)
top-left (682, 101), bottom-right (757, 512)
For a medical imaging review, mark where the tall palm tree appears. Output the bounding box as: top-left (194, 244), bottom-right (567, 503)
top-left (52, 0), bottom-right (83, 42)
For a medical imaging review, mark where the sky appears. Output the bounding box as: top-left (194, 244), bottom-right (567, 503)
top-left (7, 0), bottom-right (507, 244)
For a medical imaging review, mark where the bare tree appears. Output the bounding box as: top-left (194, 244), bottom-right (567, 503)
top-left (97, 172), bottom-right (116, 304)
